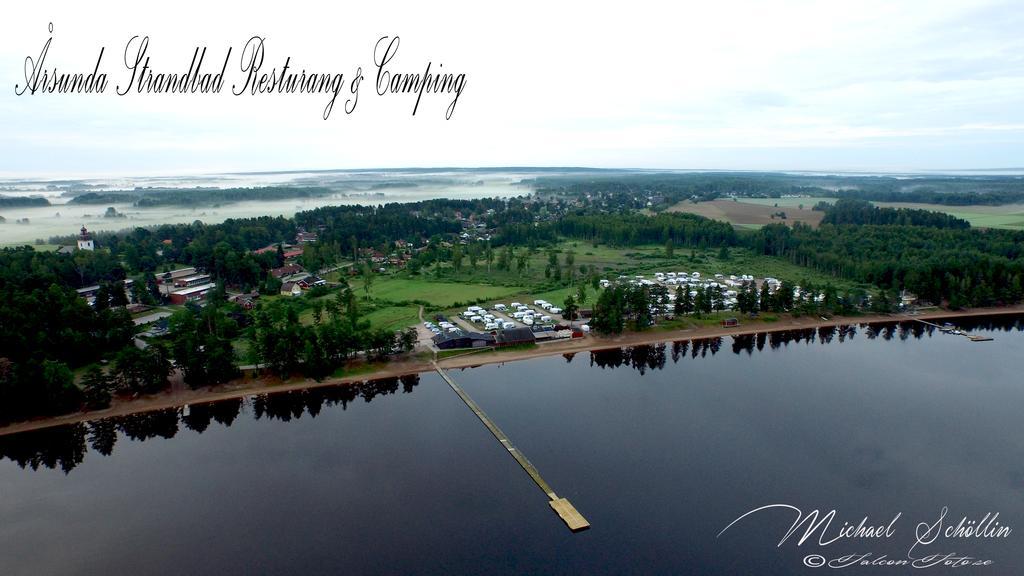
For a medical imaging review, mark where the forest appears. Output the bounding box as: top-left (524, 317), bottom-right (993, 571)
top-left (67, 186), bottom-right (334, 207)
top-left (818, 198), bottom-right (971, 229)
top-left (750, 222), bottom-right (1024, 308)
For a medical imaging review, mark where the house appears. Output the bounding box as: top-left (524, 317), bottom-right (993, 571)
top-left (76, 279), bottom-right (135, 305)
top-left (296, 231), bottom-right (318, 243)
top-left (496, 327), bottom-right (536, 347)
top-left (270, 264), bottom-right (304, 279)
top-left (281, 282), bottom-right (302, 297)
top-left (282, 272), bottom-right (312, 285)
top-left (230, 292), bottom-right (260, 309)
top-left (298, 275), bottom-right (326, 289)
top-left (283, 248), bottom-right (304, 260)
top-left (168, 283), bottom-right (217, 305)
top-left (173, 274), bottom-right (212, 288)
top-left (76, 285), bottom-right (102, 299)
top-left (721, 318), bottom-right (739, 327)
top-left (432, 331), bottom-right (495, 350)
top-left (159, 267), bottom-right (198, 285)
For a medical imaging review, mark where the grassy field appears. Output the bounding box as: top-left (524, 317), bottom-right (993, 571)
top-left (740, 196), bottom-right (1024, 230)
top-left (359, 305), bottom-right (422, 331)
top-left (362, 276), bottom-right (527, 307)
top-left (428, 243), bottom-right (873, 320)
top-left (667, 199), bottom-right (825, 228)
top-left (871, 201), bottom-right (1024, 230)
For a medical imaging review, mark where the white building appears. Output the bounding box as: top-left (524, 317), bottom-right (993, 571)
top-left (77, 226), bottom-right (95, 251)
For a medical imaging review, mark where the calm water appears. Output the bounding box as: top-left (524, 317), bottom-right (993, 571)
top-left (2, 317), bottom-right (1023, 575)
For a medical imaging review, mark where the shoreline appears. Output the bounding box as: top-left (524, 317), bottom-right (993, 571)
top-left (2, 305), bottom-right (1021, 438)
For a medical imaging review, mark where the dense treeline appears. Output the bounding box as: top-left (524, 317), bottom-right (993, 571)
top-left (0, 248), bottom-right (137, 423)
top-left (548, 212), bottom-right (738, 247)
top-left (532, 172), bottom-right (1024, 207)
top-left (820, 199), bottom-right (971, 229)
top-left (752, 223), bottom-right (1024, 308)
top-left (823, 182), bottom-right (1024, 206)
top-left (531, 172), bottom-right (827, 209)
top-left (248, 286), bottom-right (417, 380)
top-left (0, 196), bottom-right (49, 207)
top-left (68, 186), bottom-right (334, 207)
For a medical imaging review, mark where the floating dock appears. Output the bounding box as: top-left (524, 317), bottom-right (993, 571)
top-left (433, 362), bottom-right (590, 532)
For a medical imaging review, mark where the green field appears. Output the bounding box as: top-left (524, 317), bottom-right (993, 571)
top-left (872, 201), bottom-right (1024, 230)
top-left (359, 305), bottom-right (422, 331)
top-left (430, 243), bottom-right (873, 320)
top-left (362, 276), bottom-right (526, 307)
top-left (740, 197), bottom-right (833, 208)
top-left (741, 196), bottom-right (1024, 230)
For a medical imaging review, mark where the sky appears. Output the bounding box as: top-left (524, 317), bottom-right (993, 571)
top-left (1, 0), bottom-right (1023, 177)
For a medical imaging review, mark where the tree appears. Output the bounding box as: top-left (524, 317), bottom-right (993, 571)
top-left (399, 328), bottom-right (417, 353)
top-left (452, 244), bottom-right (463, 272)
top-left (872, 290), bottom-right (894, 314)
top-left (82, 364), bottom-right (113, 410)
top-left (674, 285), bottom-right (693, 314)
top-left (113, 344), bottom-right (171, 395)
top-left (576, 284), bottom-right (588, 306)
top-left (40, 360), bottom-right (81, 415)
top-left (665, 238), bottom-right (675, 258)
top-left (759, 281), bottom-right (771, 312)
top-left (362, 262), bottom-right (374, 299)
top-left (564, 250), bottom-right (575, 270)
top-left (563, 294), bottom-right (579, 321)
top-left (717, 246), bottom-right (730, 260)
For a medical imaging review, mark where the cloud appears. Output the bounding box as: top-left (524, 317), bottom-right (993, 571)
top-left (0, 0), bottom-right (1021, 174)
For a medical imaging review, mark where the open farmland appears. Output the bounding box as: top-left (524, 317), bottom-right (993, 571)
top-left (739, 196), bottom-right (1024, 230)
top-left (667, 199), bottom-right (825, 229)
top-left (871, 201), bottom-right (1024, 230)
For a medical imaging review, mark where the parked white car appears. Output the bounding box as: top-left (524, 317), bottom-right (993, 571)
top-left (550, 307), bottom-right (562, 314)
top-left (501, 321), bottom-right (515, 329)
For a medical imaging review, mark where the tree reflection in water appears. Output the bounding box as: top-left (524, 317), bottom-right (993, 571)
top-left (3, 315), bottom-right (1021, 474)
top-left (0, 374), bottom-right (422, 474)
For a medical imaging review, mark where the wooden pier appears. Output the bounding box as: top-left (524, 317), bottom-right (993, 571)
top-left (433, 362), bottom-right (590, 532)
top-left (910, 318), bottom-right (994, 342)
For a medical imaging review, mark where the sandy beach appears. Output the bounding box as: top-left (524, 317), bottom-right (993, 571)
top-left (2, 305), bottom-right (1021, 437)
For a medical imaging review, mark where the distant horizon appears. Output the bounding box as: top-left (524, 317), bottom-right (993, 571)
top-left (3, 165), bottom-right (1024, 183)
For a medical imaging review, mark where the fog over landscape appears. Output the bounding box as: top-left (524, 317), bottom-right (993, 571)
top-left (0, 169), bottom-right (535, 245)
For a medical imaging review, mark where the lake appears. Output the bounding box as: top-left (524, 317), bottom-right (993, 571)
top-left (2, 316), bottom-right (1022, 575)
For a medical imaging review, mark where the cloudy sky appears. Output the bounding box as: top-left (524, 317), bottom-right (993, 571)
top-left (1, 0), bottom-right (1023, 176)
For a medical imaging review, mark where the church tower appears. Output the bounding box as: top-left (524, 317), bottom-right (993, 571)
top-left (77, 225), bottom-right (95, 251)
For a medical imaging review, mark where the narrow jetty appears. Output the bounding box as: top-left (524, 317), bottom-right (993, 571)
top-left (432, 362), bottom-right (590, 532)
top-left (911, 318), bottom-right (994, 342)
